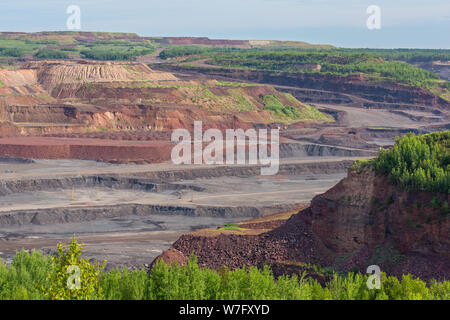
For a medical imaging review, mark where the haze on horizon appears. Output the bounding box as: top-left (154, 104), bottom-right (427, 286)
top-left (0, 0), bottom-right (449, 49)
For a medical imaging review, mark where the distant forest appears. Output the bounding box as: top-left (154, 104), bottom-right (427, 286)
top-left (159, 46), bottom-right (450, 90)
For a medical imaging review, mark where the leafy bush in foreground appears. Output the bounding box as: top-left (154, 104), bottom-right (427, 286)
top-left (0, 239), bottom-right (449, 300)
top-left (41, 238), bottom-right (105, 300)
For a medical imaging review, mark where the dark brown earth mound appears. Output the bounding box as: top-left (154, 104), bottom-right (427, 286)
top-left (152, 248), bottom-right (188, 267)
top-left (157, 165), bottom-right (450, 281)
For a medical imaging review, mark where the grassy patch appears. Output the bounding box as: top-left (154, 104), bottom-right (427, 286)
top-left (0, 39), bottom-right (46, 57)
top-left (260, 94), bottom-right (332, 123)
top-left (220, 223), bottom-right (241, 231)
top-left (216, 80), bottom-right (258, 87)
top-left (261, 94), bottom-right (301, 118)
top-left (229, 88), bottom-right (257, 111)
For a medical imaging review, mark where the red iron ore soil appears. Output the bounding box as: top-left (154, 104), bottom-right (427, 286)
top-left (0, 137), bottom-right (174, 164)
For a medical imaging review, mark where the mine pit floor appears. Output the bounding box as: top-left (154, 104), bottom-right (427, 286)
top-left (0, 158), bottom-right (350, 269)
top-left (0, 173), bottom-right (344, 213)
top-left (0, 214), bottom-right (246, 270)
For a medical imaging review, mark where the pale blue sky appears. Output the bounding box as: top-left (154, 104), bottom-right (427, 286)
top-left (0, 0), bottom-right (449, 48)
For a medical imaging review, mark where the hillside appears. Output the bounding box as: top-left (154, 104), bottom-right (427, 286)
top-left (157, 132), bottom-right (450, 281)
top-left (0, 32), bottom-right (333, 67)
top-left (155, 47), bottom-right (450, 110)
top-left (0, 60), bottom-right (332, 163)
top-left (1, 31), bottom-right (449, 111)
top-left (0, 60), bottom-right (331, 128)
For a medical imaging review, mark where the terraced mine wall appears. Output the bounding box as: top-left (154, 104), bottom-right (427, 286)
top-left (0, 156), bottom-right (34, 164)
top-left (0, 160), bottom-right (353, 226)
top-left (277, 87), bottom-right (443, 112)
top-left (279, 143), bottom-right (374, 158)
top-left (135, 160), bottom-right (354, 181)
top-left (0, 176), bottom-right (160, 196)
top-left (0, 140), bottom-right (173, 163)
top-left (1, 104), bottom-right (79, 123)
top-left (156, 65), bottom-right (449, 110)
top-left (0, 160), bottom-right (354, 196)
top-left (0, 136), bottom-right (371, 163)
top-left (0, 203), bottom-right (300, 227)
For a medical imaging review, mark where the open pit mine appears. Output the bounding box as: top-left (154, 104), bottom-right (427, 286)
top-left (0, 34), bottom-right (448, 281)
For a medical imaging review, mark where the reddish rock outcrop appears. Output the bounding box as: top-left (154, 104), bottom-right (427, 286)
top-left (299, 165), bottom-right (449, 277)
top-left (158, 165), bottom-right (450, 281)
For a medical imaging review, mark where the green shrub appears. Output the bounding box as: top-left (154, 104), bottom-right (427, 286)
top-left (1, 241), bottom-right (449, 300)
top-left (0, 47), bottom-right (26, 57)
top-left (41, 237), bottom-right (105, 300)
top-left (34, 49), bottom-right (69, 59)
top-left (100, 267), bottom-right (148, 300)
top-left (0, 249), bottom-right (51, 300)
top-left (373, 131), bottom-right (449, 193)
top-left (431, 196), bottom-right (441, 209)
top-left (80, 48), bottom-right (153, 61)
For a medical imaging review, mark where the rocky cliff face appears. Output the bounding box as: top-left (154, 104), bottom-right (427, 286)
top-left (159, 165), bottom-right (450, 281)
top-left (300, 165), bottom-right (449, 275)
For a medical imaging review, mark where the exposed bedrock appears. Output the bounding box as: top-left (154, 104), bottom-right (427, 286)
top-left (0, 122), bottom-right (20, 137)
top-left (0, 203), bottom-right (298, 227)
top-left (0, 176), bottom-right (160, 196)
top-left (126, 160), bottom-right (355, 181)
top-left (0, 160), bottom-right (355, 196)
top-left (304, 166), bottom-right (449, 258)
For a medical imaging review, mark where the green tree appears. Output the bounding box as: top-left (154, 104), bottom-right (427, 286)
top-left (41, 237), bottom-right (105, 300)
